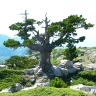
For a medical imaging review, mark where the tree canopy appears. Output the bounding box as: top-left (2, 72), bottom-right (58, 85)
top-left (4, 14), bottom-right (93, 51)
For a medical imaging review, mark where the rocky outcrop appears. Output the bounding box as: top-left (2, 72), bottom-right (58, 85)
top-left (58, 60), bottom-right (73, 68)
top-left (70, 84), bottom-right (96, 96)
top-left (85, 64), bottom-right (96, 70)
top-left (0, 60), bottom-right (85, 93)
top-left (52, 60), bottom-right (83, 77)
top-left (73, 62), bottom-right (84, 70)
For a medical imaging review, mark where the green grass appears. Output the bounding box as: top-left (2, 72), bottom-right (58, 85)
top-left (0, 69), bottom-right (24, 91)
top-left (0, 87), bottom-right (92, 96)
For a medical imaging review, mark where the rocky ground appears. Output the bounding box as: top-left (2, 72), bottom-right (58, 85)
top-left (1, 47), bottom-right (96, 95)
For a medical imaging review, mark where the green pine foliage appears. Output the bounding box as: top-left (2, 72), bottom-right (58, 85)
top-left (3, 39), bottom-right (20, 49)
top-left (71, 70), bottom-right (96, 86)
top-left (63, 44), bottom-right (78, 61)
top-left (5, 56), bottom-right (39, 70)
top-left (50, 77), bottom-right (68, 88)
top-left (78, 70), bottom-right (96, 82)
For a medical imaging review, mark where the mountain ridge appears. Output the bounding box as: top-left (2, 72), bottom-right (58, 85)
top-left (0, 34), bottom-right (28, 62)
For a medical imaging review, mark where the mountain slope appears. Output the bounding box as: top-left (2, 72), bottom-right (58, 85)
top-left (0, 34), bottom-right (28, 62)
top-left (0, 34), bottom-right (10, 46)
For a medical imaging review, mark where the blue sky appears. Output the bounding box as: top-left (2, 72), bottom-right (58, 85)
top-left (0, 0), bottom-right (96, 47)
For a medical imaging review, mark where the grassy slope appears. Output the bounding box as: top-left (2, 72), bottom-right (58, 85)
top-left (0, 87), bottom-right (92, 96)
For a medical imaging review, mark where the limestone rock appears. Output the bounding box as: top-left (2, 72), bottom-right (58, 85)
top-left (36, 68), bottom-right (44, 76)
top-left (29, 75), bottom-right (36, 84)
top-left (85, 64), bottom-right (96, 70)
top-left (70, 84), bottom-right (96, 95)
top-left (60, 60), bottom-right (73, 69)
top-left (9, 83), bottom-right (23, 93)
top-left (51, 66), bottom-right (62, 76)
top-left (24, 69), bottom-right (34, 75)
top-left (73, 62), bottom-right (84, 70)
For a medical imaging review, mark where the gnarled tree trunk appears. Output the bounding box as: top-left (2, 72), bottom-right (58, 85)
top-left (40, 51), bottom-right (52, 72)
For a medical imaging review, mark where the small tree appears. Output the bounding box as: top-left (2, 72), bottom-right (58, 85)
top-left (63, 43), bottom-right (78, 61)
top-left (3, 11), bottom-right (93, 72)
top-left (5, 56), bottom-right (39, 70)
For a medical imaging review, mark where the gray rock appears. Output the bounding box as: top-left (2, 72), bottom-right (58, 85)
top-left (24, 69), bottom-right (34, 75)
top-left (33, 66), bottom-right (40, 73)
top-left (70, 84), bottom-right (96, 95)
top-left (73, 62), bottom-right (84, 70)
top-left (68, 67), bottom-right (78, 74)
top-left (34, 82), bottom-right (50, 88)
top-left (61, 68), bottom-right (68, 75)
top-left (8, 83), bottom-right (23, 93)
top-left (36, 68), bottom-right (44, 76)
top-left (29, 75), bottom-right (36, 84)
top-left (52, 65), bottom-right (78, 76)
top-left (60, 60), bottom-right (73, 69)
top-left (85, 64), bottom-right (96, 70)
top-left (90, 89), bottom-right (96, 95)
top-left (80, 86), bottom-right (91, 92)
top-left (51, 66), bottom-right (62, 76)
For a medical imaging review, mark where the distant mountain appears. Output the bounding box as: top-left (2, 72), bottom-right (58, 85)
top-left (0, 34), bottom-right (28, 62)
top-left (0, 34), bottom-right (10, 46)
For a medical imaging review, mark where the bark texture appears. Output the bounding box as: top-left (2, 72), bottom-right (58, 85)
top-left (40, 51), bottom-right (52, 72)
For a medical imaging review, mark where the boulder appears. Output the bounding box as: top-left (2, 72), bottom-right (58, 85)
top-left (73, 62), bottom-right (84, 70)
top-left (8, 83), bottom-right (23, 93)
top-left (90, 89), bottom-right (96, 95)
top-left (51, 65), bottom-right (78, 76)
top-left (24, 69), bottom-right (34, 75)
top-left (60, 60), bottom-right (73, 69)
top-left (51, 66), bottom-right (69, 76)
top-left (68, 67), bottom-right (78, 74)
top-left (61, 68), bottom-right (68, 75)
top-left (51, 66), bottom-right (62, 76)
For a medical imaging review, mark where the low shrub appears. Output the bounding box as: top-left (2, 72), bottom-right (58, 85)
top-left (78, 70), bottom-right (96, 82)
top-left (71, 70), bottom-right (96, 86)
top-left (0, 69), bottom-right (24, 91)
top-left (5, 56), bottom-right (39, 70)
top-left (50, 77), bottom-right (68, 88)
